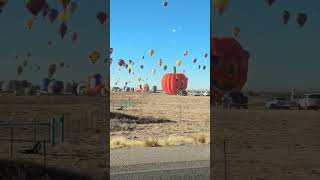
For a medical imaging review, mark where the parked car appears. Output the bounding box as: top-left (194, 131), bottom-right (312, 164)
top-left (202, 91), bottom-right (210, 96)
top-left (265, 97), bottom-right (290, 109)
top-left (298, 93), bottom-right (320, 110)
top-left (179, 90), bottom-right (188, 96)
top-left (222, 91), bottom-right (248, 109)
top-left (192, 91), bottom-right (202, 96)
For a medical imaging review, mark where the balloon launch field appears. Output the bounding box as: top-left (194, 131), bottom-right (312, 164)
top-left (110, 92), bottom-right (210, 147)
top-left (0, 96), bottom-right (107, 178)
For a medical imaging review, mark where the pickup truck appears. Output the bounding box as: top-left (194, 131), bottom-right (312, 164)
top-left (298, 93), bottom-right (320, 110)
top-left (222, 91), bottom-right (248, 109)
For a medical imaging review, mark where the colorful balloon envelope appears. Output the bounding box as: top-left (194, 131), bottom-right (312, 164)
top-left (176, 59), bottom-right (182, 66)
top-left (183, 50), bottom-right (188, 56)
top-left (164, 65), bottom-right (167, 70)
top-left (58, 11), bottom-right (69, 23)
top-left (59, 0), bottom-right (71, 9)
top-left (149, 49), bottom-right (155, 56)
top-left (70, 32), bottom-right (78, 43)
top-left (163, 1), bottom-right (168, 7)
top-left (193, 58), bottom-right (197, 63)
top-left (215, 0), bottom-right (229, 15)
top-left (26, 0), bottom-right (46, 16)
top-left (26, 16), bottom-right (34, 30)
top-left (296, 13), bottom-right (307, 27)
top-left (59, 22), bottom-right (68, 39)
top-left (118, 59), bottom-right (125, 66)
top-left (48, 8), bottom-right (58, 23)
top-left (282, 10), bottom-right (290, 24)
top-left (89, 51), bottom-right (100, 64)
top-left (97, 12), bottom-right (107, 24)
top-left (158, 59), bottom-right (163, 66)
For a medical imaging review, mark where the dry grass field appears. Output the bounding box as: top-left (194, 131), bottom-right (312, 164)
top-left (212, 96), bottom-right (320, 180)
top-left (0, 96), bottom-right (107, 179)
top-left (110, 92), bottom-right (210, 148)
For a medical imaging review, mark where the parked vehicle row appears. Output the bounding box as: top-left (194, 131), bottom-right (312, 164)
top-left (265, 93), bottom-right (320, 110)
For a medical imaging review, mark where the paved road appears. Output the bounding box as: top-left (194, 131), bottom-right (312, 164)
top-left (110, 145), bottom-right (210, 180)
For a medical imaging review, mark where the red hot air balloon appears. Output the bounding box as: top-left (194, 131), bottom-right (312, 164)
top-left (97, 12), bottom-right (107, 24)
top-left (211, 37), bottom-right (249, 105)
top-left (282, 10), bottom-right (290, 24)
top-left (26, 0), bottom-right (46, 16)
top-left (161, 66), bottom-right (188, 95)
top-left (296, 13), bottom-right (307, 27)
top-left (118, 59), bottom-right (125, 66)
top-left (59, 23), bottom-right (68, 39)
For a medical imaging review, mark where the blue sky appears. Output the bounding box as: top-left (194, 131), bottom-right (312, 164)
top-left (110, 0), bottom-right (210, 90)
top-left (212, 0), bottom-right (320, 91)
top-left (0, 0), bottom-right (107, 84)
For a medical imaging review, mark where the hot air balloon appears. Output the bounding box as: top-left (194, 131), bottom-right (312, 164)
top-left (128, 69), bottom-right (132, 74)
top-left (59, 62), bottom-right (65, 68)
top-left (58, 11), bottom-right (68, 23)
top-left (215, 0), bottom-right (229, 15)
top-left (233, 26), bottom-right (240, 37)
top-left (141, 56), bottom-right (145, 60)
top-left (193, 58), bottom-right (197, 63)
top-left (266, 0), bottom-right (276, 7)
top-left (68, 1), bottom-right (78, 14)
top-left (203, 65), bottom-right (206, 70)
top-left (183, 50), bottom-right (188, 56)
top-left (48, 8), bottom-right (58, 23)
top-left (110, 48), bottom-right (113, 54)
top-left (97, 12), bottom-right (107, 24)
top-left (162, 67), bottom-right (188, 95)
top-left (204, 53), bottom-right (208, 58)
top-left (118, 59), bottom-right (125, 66)
top-left (70, 32), bottom-right (78, 44)
top-left (211, 37), bottom-right (249, 105)
top-left (0, 0), bottom-right (8, 14)
top-left (140, 65), bottom-right (144, 69)
top-left (89, 51), bottom-right (100, 64)
top-left (163, 1), bottom-right (168, 8)
top-left (158, 59), bottom-right (163, 66)
top-left (48, 40), bottom-right (52, 47)
top-left (17, 65), bottom-right (23, 76)
top-left (152, 69), bottom-right (156, 75)
top-left (23, 60), bottom-right (28, 67)
top-left (59, 0), bottom-right (71, 9)
top-left (296, 13), bottom-right (307, 27)
top-left (137, 77), bottom-right (141, 82)
top-left (41, 2), bottom-right (49, 18)
top-left (26, 0), bottom-right (46, 16)
top-left (48, 64), bottom-right (57, 78)
top-left (164, 65), bottom-right (168, 71)
top-left (26, 16), bottom-right (34, 30)
top-left (125, 64), bottom-right (129, 69)
top-left (176, 59), bottom-right (182, 66)
top-left (282, 10), bottom-right (290, 24)
top-left (59, 22), bottom-right (68, 39)
top-left (128, 60), bottom-right (133, 65)
top-left (149, 49), bottom-right (155, 56)
top-left (198, 65), bottom-right (201, 69)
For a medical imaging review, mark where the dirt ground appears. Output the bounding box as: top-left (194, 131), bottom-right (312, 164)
top-left (0, 96), bottom-right (107, 179)
top-left (212, 96), bottom-right (320, 180)
top-left (110, 92), bottom-right (210, 142)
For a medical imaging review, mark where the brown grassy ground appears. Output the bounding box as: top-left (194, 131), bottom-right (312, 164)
top-left (0, 96), bottom-right (107, 179)
top-left (110, 92), bottom-right (210, 148)
top-left (212, 96), bottom-right (320, 180)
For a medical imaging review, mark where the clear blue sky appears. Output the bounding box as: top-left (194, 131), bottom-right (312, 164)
top-left (212, 0), bottom-right (320, 91)
top-left (110, 0), bottom-right (210, 90)
top-left (0, 1), bottom-right (107, 84)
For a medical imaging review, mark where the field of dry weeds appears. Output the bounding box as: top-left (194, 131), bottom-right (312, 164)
top-left (110, 92), bottom-right (210, 148)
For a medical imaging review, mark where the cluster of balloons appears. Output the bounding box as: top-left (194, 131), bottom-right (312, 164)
top-left (111, 47), bottom-right (208, 88)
